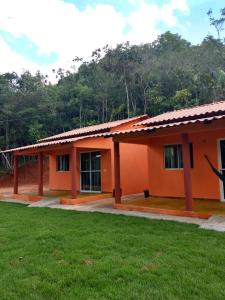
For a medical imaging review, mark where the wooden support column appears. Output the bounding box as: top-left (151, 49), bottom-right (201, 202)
top-left (13, 154), bottom-right (18, 195)
top-left (114, 141), bottom-right (121, 204)
top-left (181, 133), bottom-right (193, 211)
top-left (71, 146), bottom-right (77, 199)
top-left (38, 152), bottom-right (44, 196)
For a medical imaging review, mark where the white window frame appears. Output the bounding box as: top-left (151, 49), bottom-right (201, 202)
top-left (80, 151), bottom-right (101, 193)
top-left (217, 138), bottom-right (225, 202)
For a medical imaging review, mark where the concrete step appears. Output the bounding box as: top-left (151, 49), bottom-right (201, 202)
top-left (200, 215), bottom-right (225, 232)
top-left (28, 198), bottom-right (59, 207)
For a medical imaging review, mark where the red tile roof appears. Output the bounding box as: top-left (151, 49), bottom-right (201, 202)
top-left (2, 133), bottom-right (109, 153)
top-left (106, 114), bottom-right (225, 138)
top-left (1, 115), bottom-right (148, 153)
top-left (39, 115), bottom-right (148, 142)
top-left (137, 101), bottom-right (225, 126)
top-left (2, 136), bottom-right (86, 153)
top-left (4, 101), bottom-right (225, 153)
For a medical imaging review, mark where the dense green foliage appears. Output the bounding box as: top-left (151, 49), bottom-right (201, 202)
top-left (1, 30), bottom-right (225, 156)
top-left (0, 202), bottom-right (225, 299)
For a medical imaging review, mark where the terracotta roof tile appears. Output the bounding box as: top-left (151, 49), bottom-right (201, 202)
top-left (2, 133), bottom-right (104, 153)
top-left (2, 115), bottom-right (148, 153)
top-left (2, 136), bottom-right (86, 153)
top-left (137, 101), bottom-right (225, 126)
top-left (106, 114), bottom-right (225, 138)
top-left (39, 115), bottom-right (148, 142)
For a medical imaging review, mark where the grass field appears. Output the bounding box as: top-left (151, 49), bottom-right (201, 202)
top-left (0, 202), bottom-right (225, 300)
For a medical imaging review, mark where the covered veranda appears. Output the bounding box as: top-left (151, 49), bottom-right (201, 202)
top-left (7, 136), bottom-right (113, 204)
top-left (111, 117), bottom-right (225, 219)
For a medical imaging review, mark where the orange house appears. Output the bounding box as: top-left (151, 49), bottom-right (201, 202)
top-left (3, 116), bottom-right (149, 203)
top-left (109, 101), bottom-right (225, 214)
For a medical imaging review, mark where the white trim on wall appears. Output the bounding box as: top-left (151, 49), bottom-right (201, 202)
top-left (217, 138), bottom-right (225, 202)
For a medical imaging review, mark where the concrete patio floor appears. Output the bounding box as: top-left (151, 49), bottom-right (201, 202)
top-left (128, 196), bottom-right (225, 216)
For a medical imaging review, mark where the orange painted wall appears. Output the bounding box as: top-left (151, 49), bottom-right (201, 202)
top-left (49, 149), bottom-right (72, 190)
top-left (120, 143), bottom-right (149, 195)
top-left (49, 148), bottom-right (112, 192)
top-left (148, 128), bottom-right (225, 200)
top-left (49, 137), bottom-right (149, 195)
top-left (101, 150), bottom-right (112, 192)
top-left (74, 137), bottom-right (112, 149)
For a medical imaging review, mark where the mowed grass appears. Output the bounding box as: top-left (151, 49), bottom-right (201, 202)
top-left (0, 203), bottom-right (225, 300)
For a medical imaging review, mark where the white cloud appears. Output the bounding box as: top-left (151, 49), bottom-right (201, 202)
top-left (0, 36), bottom-right (39, 73)
top-left (0, 0), bottom-right (189, 77)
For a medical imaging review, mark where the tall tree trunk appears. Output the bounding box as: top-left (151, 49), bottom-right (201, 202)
top-left (130, 91), bottom-right (136, 114)
top-left (125, 79), bottom-right (130, 118)
top-left (0, 151), bottom-right (11, 169)
top-left (79, 101), bottom-right (82, 128)
top-left (102, 98), bottom-right (105, 123)
top-left (105, 98), bottom-right (108, 122)
top-left (5, 119), bottom-right (9, 149)
top-left (143, 86), bottom-right (149, 114)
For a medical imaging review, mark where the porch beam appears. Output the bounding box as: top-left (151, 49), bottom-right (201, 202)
top-left (114, 141), bottom-right (121, 204)
top-left (71, 146), bottom-right (77, 199)
top-left (181, 133), bottom-right (193, 211)
top-left (13, 154), bottom-right (18, 194)
top-left (38, 152), bottom-right (44, 196)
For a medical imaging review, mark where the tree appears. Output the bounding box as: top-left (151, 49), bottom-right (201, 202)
top-left (2, 27), bottom-right (225, 172)
top-left (207, 8), bottom-right (225, 40)
top-left (102, 42), bottom-right (142, 117)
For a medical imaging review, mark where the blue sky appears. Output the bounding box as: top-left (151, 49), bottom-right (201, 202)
top-left (0, 0), bottom-right (224, 75)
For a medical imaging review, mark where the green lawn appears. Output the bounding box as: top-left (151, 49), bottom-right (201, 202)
top-left (0, 203), bottom-right (225, 300)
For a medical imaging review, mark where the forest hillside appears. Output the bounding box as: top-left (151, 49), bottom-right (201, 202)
top-left (0, 8), bottom-right (225, 168)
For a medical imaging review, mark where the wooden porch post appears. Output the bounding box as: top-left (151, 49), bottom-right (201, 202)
top-left (114, 141), bottom-right (121, 204)
top-left (38, 152), bottom-right (44, 196)
top-left (13, 153), bottom-right (18, 195)
top-left (71, 146), bottom-right (77, 199)
top-left (181, 133), bottom-right (193, 211)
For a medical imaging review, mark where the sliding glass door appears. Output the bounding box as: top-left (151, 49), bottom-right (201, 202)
top-left (80, 151), bottom-right (101, 192)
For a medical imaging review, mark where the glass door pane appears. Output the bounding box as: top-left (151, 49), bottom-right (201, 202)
top-left (81, 172), bottom-right (91, 191)
top-left (80, 153), bottom-right (91, 191)
top-left (91, 152), bottom-right (101, 171)
top-left (81, 153), bottom-right (90, 171)
top-left (80, 151), bottom-right (101, 192)
top-left (91, 171), bottom-right (101, 191)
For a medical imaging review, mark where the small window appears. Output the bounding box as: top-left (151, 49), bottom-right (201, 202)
top-left (56, 154), bottom-right (69, 171)
top-left (164, 144), bottom-right (183, 169)
top-left (164, 143), bottom-right (194, 169)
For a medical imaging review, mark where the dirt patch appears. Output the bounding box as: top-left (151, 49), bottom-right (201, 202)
top-left (0, 184), bottom-right (49, 198)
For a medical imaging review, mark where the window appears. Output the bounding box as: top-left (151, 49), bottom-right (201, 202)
top-left (56, 154), bottom-right (69, 171)
top-left (164, 144), bottom-right (183, 169)
top-left (164, 143), bottom-right (194, 169)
